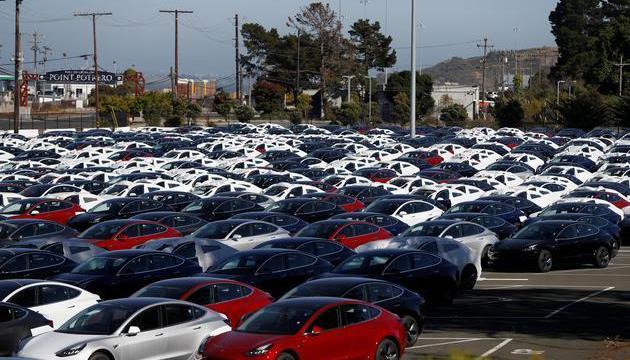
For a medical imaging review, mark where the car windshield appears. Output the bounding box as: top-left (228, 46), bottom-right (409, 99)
top-left (264, 186), bottom-right (287, 196)
top-left (0, 200), bottom-right (39, 215)
top-left (335, 254), bottom-right (393, 275)
top-left (183, 200), bottom-right (205, 212)
top-left (365, 200), bottom-right (406, 215)
top-left (267, 201), bottom-right (304, 213)
top-left (193, 222), bottom-right (239, 239)
top-left (56, 304), bottom-right (136, 335)
top-left (402, 223), bottom-right (449, 237)
top-left (214, 254), bottom-right (267, 273)
top-left (133, 285), bottom-right (186, 299)
top-left (237, 303), bottom-right (315, 335)
top-left (445, 203), bottom-right (485, 214)
top-left (71, 256), bottom-right (128, 275)
top-left (296, 223), bottom-right (340, 238)
top-left (19, 185), bottom-right (49, 197)
top-left (282, 283), bottom-right (343, 299)
top-left (79, 222), bottom-right (126, 239)
top-left (102, 185), bottom-right (128, 196)
top-left (540, 205), bottom-right (583, 216)
top-left (513, 223), bottom-right (567, 240)
top-left (0, 223), bottom-right (18, 239)
top-left (89, 201), bottom-right (117, 214)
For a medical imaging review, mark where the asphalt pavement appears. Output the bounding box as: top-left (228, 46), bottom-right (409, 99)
top-left (404, 250), bottom-right (630, 360)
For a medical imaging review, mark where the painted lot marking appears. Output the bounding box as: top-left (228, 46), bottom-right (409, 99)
top-left (406, 337), bottom-right (514, 359)
top-left (544, 286), bottom-right (615, 319)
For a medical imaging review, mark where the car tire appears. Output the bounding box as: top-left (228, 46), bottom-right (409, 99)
top-left (376, 339), bottom-right (400, 360)
top-left (401, 315), bottom-right (421, 346)
top-left (593, 246), bottom-right (611, 268)
top-left (460, 265), bottom-right (478, 290)
top-left (537, 250), bottom-right (553, 273)
top-left (88, 352), bottom-right (111, 360)
top-left (276, 352), bottom-right (296, 360)
top-left (481, 245), bottom-right (491, 268)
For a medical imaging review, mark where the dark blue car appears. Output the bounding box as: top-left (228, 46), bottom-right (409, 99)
top-left (229, 211), bottom-right (308, 234)
top-left (439, 213), bottom-right (517, 240)
top-left (0, 249), bottom-right (77, 280)
top-left (443, 200), bottom-right (525, 225)
top-left (50, 250), bottom-right (201, 299)
top-left (254, 237), bottom-right (355, 266)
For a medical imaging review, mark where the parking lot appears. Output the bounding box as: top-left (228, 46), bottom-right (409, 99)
top-left (405, 250), bottom-right (630, 360)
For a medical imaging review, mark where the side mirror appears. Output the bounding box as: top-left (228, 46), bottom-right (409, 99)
top-left (117, 234), bottom-right (129, 241)
top-left (308, 326), bottom-right (323, 336)
top-left (232, 234), bottom-right (242, 241)
top-left (238, 313), bottom-right (252, 327)
top-left (126, 326), bottom-right (141, 336)
top-left (30, 210), bottom-right (40, 215)
top-left (398, 211), bottom-right (408, 216)
top-left (444, 235), bottom-right (454, 240)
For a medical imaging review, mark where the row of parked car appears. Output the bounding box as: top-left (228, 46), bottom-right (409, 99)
top-left (0, 123), bottom-right (628, 360)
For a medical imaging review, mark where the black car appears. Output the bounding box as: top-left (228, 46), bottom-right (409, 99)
top-left (432, 162), bottom-right (478, 177)
top-left (480, 195), bottom-right (542, 216)
top-left (141, 191), bottom-right (201, 212)
top-left (130, 211), bottom-right (208, 235)
top-left (538, 202), bottom-right (622, 225)
top-left (337, 185), bottom-right (392, 205)
top-left (63, 180), bottom-right (107, 195)
top-left (182, 197), bottom-right (264, 221)
top-left (443, 200), bottom-right (525, 225)
top-left (0, 219), bottom-right (79, 248)
top-left (248, 174), bottom-right (293, 189)
top-left (331, 212), bottom-right (410, 236)
top-left (489, 220), bottom-right (616, 272)
top-left (267, 198), bottom-right (345, 223)
top-left (49, 250), bottom-right (202, 299)
top-left (439, 213), bottom-right (517, 240)
top-left (0, 302), bottom-right (51, 356)
top-left (282, 277), bottom-right (425, 345)
top-left (205, 249), bottom-right (334, 298)
top-left (0, 249), bottom-right (77, 280)
top-left (230, 212), bottom-right (308, 234)
top-left (320, 249), bottom-right (459, 305)
top-left (254, 237), bottom-right (355, 266)
top-left (67, 198), bottom-right (172, 231)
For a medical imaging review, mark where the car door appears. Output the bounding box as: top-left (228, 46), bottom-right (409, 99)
top-left (0, 304), bottom-right (32, 356)
top-left (572, 224), bottom-right (601, 260)
top-left (162, 304), bottom-right (206, 360)
top-left (339, 304), bottom-right (380, 359)
top-left (254, 254), bottom-right (286, 296)
top-left (27, 253), bottom-right (68, 279)
top-left (119, 305), bottom-right (167, 360)
top-left (30, 284), bottom-right (82, 327)
top-left (187, 283), bottom-right (250, 326)
top-left (382, 254), bottom-right (416, 290)
top-left (300, 306), bottom-right (347, 360)
top-left (40, 201), bottom-right (75, 225)
top-left (555, 225), bottom-right (582, 261)
top-left (116, 255), bottom-right (153, 297)
top-left (149, 254), bottom-right (186, 282)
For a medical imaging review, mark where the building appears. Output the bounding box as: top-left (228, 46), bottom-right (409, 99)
top-left (432, 83), bottom-right (480, 120)
top-left (177, 78), bottom-right (217, 100)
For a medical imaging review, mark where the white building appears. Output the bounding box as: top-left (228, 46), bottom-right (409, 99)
top-left (432, 83), bottom-right (480, 120)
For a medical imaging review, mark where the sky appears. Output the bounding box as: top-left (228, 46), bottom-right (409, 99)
top-left (0, 0), bottom-right (560, 88)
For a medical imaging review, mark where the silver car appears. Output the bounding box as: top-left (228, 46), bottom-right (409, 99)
top-left (190, 219), bottom-right (290, 250)
top-left (137, 237), bottom-right (237, 271)
top-left (17, 298), bottom-right (231, 360)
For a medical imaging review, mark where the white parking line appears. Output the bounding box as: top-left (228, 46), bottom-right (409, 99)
top-left (544, 286), bottom-right (615, 319)
top-left (478, 338), bottom-right (513, 358)
top-left (407, 338), bottom-right (481, 349)
top-left (479, 278), bottom-right (529, 281)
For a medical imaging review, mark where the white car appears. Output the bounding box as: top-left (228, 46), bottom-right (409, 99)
top-left (17, 298), bottom-right (231, 360)
top-left (1, 280), bottom-right (100, 330)
top-left (263, 182), bottom-right (321, 201)
top-left (365, 198), bottom-right (443, 226)
top-left (191, 220), bottom-right (290, 250)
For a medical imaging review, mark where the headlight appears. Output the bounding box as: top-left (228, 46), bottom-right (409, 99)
top-left (245, 343), bottom-right (273, 357)
top-left (523, 244), bottom-right (539, 252)
top-left (55, 343), bottom-right (86, 357)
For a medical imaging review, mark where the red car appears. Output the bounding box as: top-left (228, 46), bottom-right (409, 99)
top-left (132, 277), bottom-right (273, 326)
top-left (304, 193), bottom-right (365, 213)
top-left (296, 219), bottom-right (392, 249)
top-left (76, 219), bottom-right (181, 250)
top-left (353, 168), bottom-right (399, 183)
top-left (406, 150), bottom-right (444, 166)
top-left (197, 297), bottom-right (406, 360)
top-left (0, 198), bottom-right (84, 225)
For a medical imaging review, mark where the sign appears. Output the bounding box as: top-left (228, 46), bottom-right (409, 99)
top-left (38, 70), bottom-right (123, 85)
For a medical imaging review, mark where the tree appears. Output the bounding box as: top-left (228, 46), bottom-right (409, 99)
top-left (334, 102), bottom-right (361, 126)
top-left (348, 19), bottom-right (396, 73)
top-left (558, 88), bottom-right (617, 130)
top-left (253, 80), bottom-right (285, 114)
top-left (141, 92), bottom-right (173, 126)
top-left (392, 92), bottom-right (410, 125)
top-left (296, 93), bottom-right (312, 119)
top-left (235, 105), bottom-right (256, 121)
top-left (216, 103), bottom-right (232, 121)
top-left (387, 72), bottom-right (435, 119)
top-left (494, 97), bottom-right (525, 128)
top-left (440, 104), bottom-right (469, 127)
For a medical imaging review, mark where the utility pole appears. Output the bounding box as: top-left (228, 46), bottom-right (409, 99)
top-left (248, 72), bottom-right (253, 107)
top-left (160, 9), bottom-right (193, 99)
top-left (410, 0), bottom-right (416, 138)
top-left (296, 28), bottom-right (301, 93)
top-left (615, 55), bottom-right (629, 97)
top-left (30, 31), bottom-right (41, 108)
top-left (234, 14), bottom-right (242, 101)
top-left (14, 0), bottom-right (22, 134)
top-left (364, 75), bottom-right (373, 125)
top-left (75, 11), bottom-right (112, 127)
top-left (342, 75), bottom-right (355, 102)
top-left (513, 27), bottom-right (520, 77)
top-left (556, 80), bottom-right (566, 105)
top-left (477, 38), bottom-right (494, 102)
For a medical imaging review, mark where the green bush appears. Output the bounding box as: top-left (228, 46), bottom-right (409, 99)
top-left (289, 111), bottom-right (302, 125)
top-left (164, 116), bottom-right (182, 127)
top-left (440, 104), bottom-right (469, 126)
top-left (235, 105), bottom-right (256, 122)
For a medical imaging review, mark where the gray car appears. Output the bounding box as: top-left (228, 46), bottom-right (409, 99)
top-left (137, 237), bottom-right (237, 271)
top-left (189, 219), bottom-right (290, 250)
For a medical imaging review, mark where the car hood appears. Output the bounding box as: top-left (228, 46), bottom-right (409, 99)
top-left (19, 331), bottom-right (107, 358)
top-left (49, 272), bottom-right (103, 285)
top-left (208, 331), bottom-right (289, 354)
top-left (495, 238), bottom-right (546, 251)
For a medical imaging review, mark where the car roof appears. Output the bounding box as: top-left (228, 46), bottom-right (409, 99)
top-left (143, 276), bottom-right (234, 289)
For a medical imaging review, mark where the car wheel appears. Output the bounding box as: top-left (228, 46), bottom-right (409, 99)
top-left (88, 352), bottom-right (111, 360)
top-left (376, 338), bottom-right (400, 360)
top-left (461, 265), bottom-right (478, 290)
top-left (481, 245), bottom-right (491, 268)
top-left (276, 352), bottom-right (296, 360)
top-left (593, 246), bottom-right (611, 268)
top-left (401, 315), bottom-right (421, 346)
top-left (537, 250), bottom-right (553, 273)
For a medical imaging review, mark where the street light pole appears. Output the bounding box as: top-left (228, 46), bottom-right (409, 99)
top-left (410, 0), bottom-right (416, 138)
top-left (364, 75), bottom-right (373, 125)
top-left (556, 80), bottom-right (566, 105)
top-left (14, 0), bottom-right (22, 134)
top-left (342, 75), bottom-right (355, 103)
